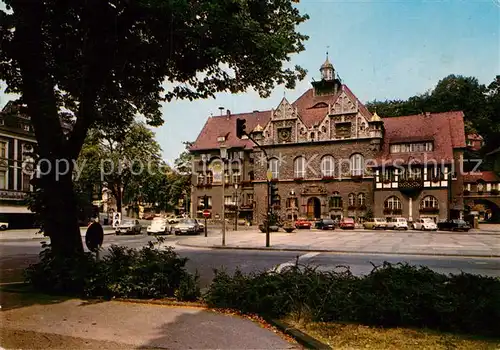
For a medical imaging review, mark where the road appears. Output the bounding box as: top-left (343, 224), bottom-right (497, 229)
top-left (1, 232), bottom-right (499, 287)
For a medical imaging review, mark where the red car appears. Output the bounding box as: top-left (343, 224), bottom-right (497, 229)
top-left (339, 218), bottom-right (355, 229)
top-left (295, 219), bottom-right (312, 229)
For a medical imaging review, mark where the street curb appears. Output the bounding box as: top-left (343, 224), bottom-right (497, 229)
top-left (176, 242), bottom-right (500, 258)
top-left (113, 297), bottom-right (207, 309)
top-left (264, 318), bottom-right (331, 350)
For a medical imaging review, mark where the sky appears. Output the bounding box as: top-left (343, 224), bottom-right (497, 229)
top-left (1, 0), bottom-right (499, 166)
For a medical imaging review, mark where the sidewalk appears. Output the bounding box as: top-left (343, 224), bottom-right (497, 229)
top-left (178, 229), bottom-right (500, 257)
top-left (0, 297), bottom-right (296, 349)
top-left (0, 227), bottom-right (115, 241)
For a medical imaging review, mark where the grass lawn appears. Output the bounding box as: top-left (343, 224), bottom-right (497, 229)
top-left (284, 319), bottom-right (500, 350)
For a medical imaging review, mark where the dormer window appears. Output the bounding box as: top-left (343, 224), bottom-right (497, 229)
top-left (390, 141), bottom-right (433, 153)
top-left (217, 136), bottom-right (226, 142)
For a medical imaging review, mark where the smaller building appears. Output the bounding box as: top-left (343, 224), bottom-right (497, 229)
top-left (466, 133), bottom-right (484, 151)
top-left (462, 171), bottom-right (500, 221)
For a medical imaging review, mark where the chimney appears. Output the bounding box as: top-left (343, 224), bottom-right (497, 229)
top-left (425, 112), bottom-right (431, 118)
top-left (226, 109), bottom-right (231, 119)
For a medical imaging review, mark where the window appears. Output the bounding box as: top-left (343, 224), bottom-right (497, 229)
top-left (286, 197), bottom-right (299, 208)
top-left (420, 196), bottom-right (438, 209)
top-left (269, 158), bottom-right (279, 179)
top-left (382, 168), bottom-right (393, 182)
top-left (357, 193), bottom-right (366, 207)
top-left (348, 193), bottom-right (355, 206)
top-left (477, 182), bottom-right (484, 192)
top-left (0, 170), bottom-right (6, 189)
top-left (384, 196), bottom-right (402, 210)
top-left (321, 155), bottom-right (334, 177)
top-left (310, 132), bottom-right (315, 141)
top-left (0, 119), bottom-right (3, 125)
top-left (224, 196), bottom-right (233, 205)
top-left (23, 125), bottom-right (30, 132)
top-left (294, 156), bottom-right (305, 178)
top-left (246, 194), bottom-right (253, 205)
top-left (248, 171), bottom-right (254, 181)
top-left (0, 141), bottom-right (6, 159)
top-left (232, 172), bottom-right (241, 184)
top-left (206, 171), bottom-right (213, 184)
top-left (22, 173), bottom-right (31, 192)
top-left (390, 142), bottom-right (433, 153)
top-left (224, 172), bottom-right (230, 184)
top-left (330, 192), bottom-right (342, 208)
top-left (350, 154), bottom-right (364, 176)
top-left (197, 173), bottom-right (204, 185)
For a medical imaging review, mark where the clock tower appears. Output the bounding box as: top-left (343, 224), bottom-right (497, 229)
top-left (312, 53), bottom-right (342, 96)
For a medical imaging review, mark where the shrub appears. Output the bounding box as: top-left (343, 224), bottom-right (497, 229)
top-left (204, 261), bottom-right (500, 337)
top-left (25, 241), bottom-right (200, 301)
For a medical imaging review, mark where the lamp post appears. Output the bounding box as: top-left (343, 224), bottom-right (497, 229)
top-left (234, 183), bottom-right (239, 231)
top-left (220, 145), bottom-right (228, 246)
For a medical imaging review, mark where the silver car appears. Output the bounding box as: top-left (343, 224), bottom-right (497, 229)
top-left (172, 218), bottom-right (200, 235)
top-left (116, 219), bottom-right (142, 235)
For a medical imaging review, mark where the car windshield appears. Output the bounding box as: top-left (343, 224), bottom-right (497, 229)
top-left (423, 218), bottom-right (434, 223)
top-left (179, 219), bottom-right (196, 225)
top-left (323, 219), bottom-right (334, 224)
top-left (374, 218), bottom-right (385, 222)
top-left (122, 220), bottom-right (134, 225)
top-left (397, 218), bottom-right (406, 222)
top-left (343, 218), bottom-right (354, 223)
top-left (453, 220), bottom-right (466, 224)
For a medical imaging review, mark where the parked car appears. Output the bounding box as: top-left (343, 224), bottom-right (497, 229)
top-left (167, 215), bottom-right (180, 224)
top-left (258, 222), bottom-right (280, 233)
top-left (172, 218), bottom-right (200, 235)
top-left (147, 218), bottom-right (170, 235)
top-left (339, 218), bottom-right (355, 230)
top-left (0, 221), bottom-right (9, 231)
top-left (437, 219), bottom-right (471, 232)
top-left (316, 218), bottom-right (336, 230)
top-left (412, 218), bottom-right (438, 231)
top-left (116, 219), bottom-right (142, 235)
top-left (386, 217), bottom-right (409, 230)
top-left (295, 218), bottom-right (312, 229)
top-left (198, 222), bottom-right (205, 233)
top-left (363, 218), bottom-right (387, 230)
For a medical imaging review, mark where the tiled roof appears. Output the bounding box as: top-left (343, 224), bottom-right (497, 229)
top-left (191, 84), bottom-right (371, 151)
top-left (463, 171), bottom-right (500, 183)
top-left (190, 110), bottom-right (271, 151)
top-left (376, 111), bottom-right (466, 166)
top-left (467, 133), bottom-right (483, 141)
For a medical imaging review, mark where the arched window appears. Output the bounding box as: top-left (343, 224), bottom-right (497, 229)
top-left (206, 171), bottom-right (213, 184)
top-left (269, 158), bottom-right (279, 179)
top-left (420, 196), bottom-right (438, 209)
top-left (294, 156), bottom-right (305, 178)
top-left (224, 171), bottom-right (230, 184)
top-left (350, 153), bottom-right (364, 176)
top-left (384, 196), bottom-right (402, 210)
top-left (348, 193), bottom-right (355, 206)
top-left (357, 193), bottom-right (366, 207)
top-left (321, 155), bottom-right (335, 177)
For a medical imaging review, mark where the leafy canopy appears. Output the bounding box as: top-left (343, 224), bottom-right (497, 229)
top-left (0, 0), bottom-right (309, 160)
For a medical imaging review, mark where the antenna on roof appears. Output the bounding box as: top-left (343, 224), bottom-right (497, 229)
top-left (218, 106), bottom-right (224, 116)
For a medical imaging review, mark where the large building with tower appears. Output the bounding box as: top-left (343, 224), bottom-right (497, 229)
top-left (189, 56), bottom-right (475, 225)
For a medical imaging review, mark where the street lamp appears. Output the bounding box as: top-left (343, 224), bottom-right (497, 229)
top-left (234, 182), bottom-right (239, 231)
top-left (220, 145), bottom-right (228, 246)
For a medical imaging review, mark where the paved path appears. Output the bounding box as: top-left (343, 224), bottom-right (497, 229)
top-left (1, 299), bottom-right (297, 349)
top-left (178, 229), bottom-right (500, 257)
top-left (0, 227), bottom-right (115, 241)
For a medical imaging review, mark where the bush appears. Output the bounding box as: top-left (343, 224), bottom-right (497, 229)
top-left (25, 241), bottom-right (200, 301)
top-left (204, 262), bottom-right (500, 337)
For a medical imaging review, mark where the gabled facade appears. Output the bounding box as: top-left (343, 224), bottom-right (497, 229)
top-left (189, 56), bottom-right (468, 224)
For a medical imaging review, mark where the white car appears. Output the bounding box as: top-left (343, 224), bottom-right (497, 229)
top-left (412, 218), bottom-right (438, 231)
top-left (147, 218), bottom-right (170, 235)
top-left (0, 222), bottom-right (8, 231)
top-left (387, 217), bottom-right (408, 230)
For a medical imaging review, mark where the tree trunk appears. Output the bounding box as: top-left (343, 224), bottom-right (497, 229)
top-left (39, 159), bottom-right (84, 257)
top-left (116, 186), bottom-right (123, 215)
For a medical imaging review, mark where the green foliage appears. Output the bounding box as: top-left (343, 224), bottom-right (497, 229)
top-left (204, 262), bottom-right (500, 337)
top-left (25, 242), bottom-right (200, 301)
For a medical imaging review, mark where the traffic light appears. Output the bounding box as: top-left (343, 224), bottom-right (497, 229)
top-left (236, 118), bottom-right (247, 139)
top-left (270, 182), bottom-right (280, 205)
